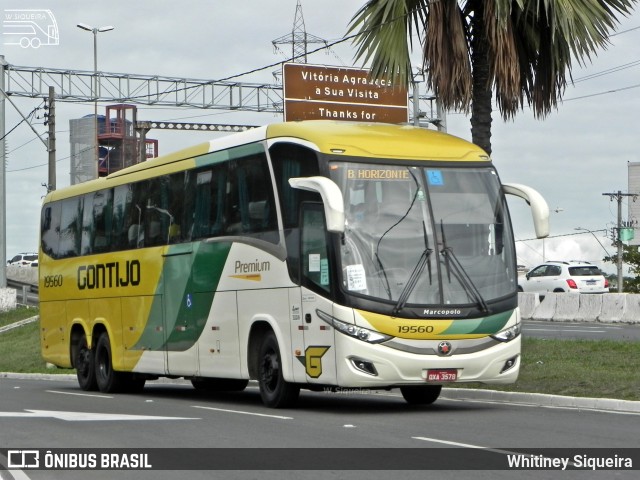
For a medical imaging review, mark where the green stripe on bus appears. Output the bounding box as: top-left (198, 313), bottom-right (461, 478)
top-left (441, 310), bottom-right (512, 335)
top-left (132, 241), bottom-right (232, 352)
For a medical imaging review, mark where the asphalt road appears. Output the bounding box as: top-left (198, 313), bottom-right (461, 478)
top-left (522, 320), bottom-right (640, 341)
top-left (0, 376), bottom-right (638, 480)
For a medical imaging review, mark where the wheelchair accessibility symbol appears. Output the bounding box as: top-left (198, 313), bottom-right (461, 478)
top-left (186, 294), bottom-right (193, 309)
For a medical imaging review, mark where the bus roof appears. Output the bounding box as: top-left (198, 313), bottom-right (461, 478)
top-left (265, 121), bottom-right (489, 162)
top-left (45, 121), bottom-right (490, 202)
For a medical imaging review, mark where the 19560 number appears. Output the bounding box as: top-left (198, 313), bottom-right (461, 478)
top-left (398, 325), bottom-right (434, 334)
top-left (43, 275), bottom-right (63, 288)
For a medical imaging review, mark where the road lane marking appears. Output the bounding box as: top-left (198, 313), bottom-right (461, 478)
top-left (524, 328), bottom-right (607, 333)
top-left (412, 436), bottom-right (520, 456)
top-left (0, 410), bottom-right (199, 421)
top-left (192, 405), bottom-right (293, 420)
top-left (46, 390), bottom-right (113, 399)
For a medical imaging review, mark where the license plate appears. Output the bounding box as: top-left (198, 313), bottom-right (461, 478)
top-left (424, 369), bottom-right (458, 382)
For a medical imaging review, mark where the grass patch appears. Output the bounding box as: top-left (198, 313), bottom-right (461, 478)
top-left (0, 305), bottom-right (39, 328)
top-left (0, 306), bottom-right (74, 375)
top-left (1, 308), bottom-right (639, 400)
top-left (465, 338), bottom-right (640, 401)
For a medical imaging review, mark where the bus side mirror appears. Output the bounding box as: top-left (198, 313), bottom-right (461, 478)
top-left (502, 183), bottom-right (549, 239)
top-left (289, 177), bottom-right (345, 233)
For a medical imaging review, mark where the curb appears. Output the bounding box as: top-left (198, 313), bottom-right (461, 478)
top-left (2, 372), bottom-right (639, 414)
top-left (442, 388), bottom-right (640, 413)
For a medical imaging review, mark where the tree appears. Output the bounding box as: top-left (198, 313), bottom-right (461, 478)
top-left (604, 244), bottom-right (640, 293)
top-left (348, 0), bottom-right (637, 155)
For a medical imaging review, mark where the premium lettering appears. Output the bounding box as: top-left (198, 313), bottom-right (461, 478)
top-left (234, 259), bottom-right (270, 274)
top-left (77, 260), bottom-right (141, 290)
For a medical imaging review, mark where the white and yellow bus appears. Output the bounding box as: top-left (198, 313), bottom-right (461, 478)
top-left (40, 120), bottom-right (548, 408)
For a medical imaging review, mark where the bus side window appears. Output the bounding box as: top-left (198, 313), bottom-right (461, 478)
top-left (91, 189), bottom-right (113, 254)
top-left (228, 154), bottom-right (278, 240)
top-left (112, 184), bottom-right (135, 250)
top-left (270, 143), bottom-right (322, 284)
top-left (41, 202), bottom-right (62, 258)
top-left (167, 172), bottom-right (186, 244)
top-left (300, 202), bottom-right (331, 294)
top-left (59, 197), bottom-right (82, 258)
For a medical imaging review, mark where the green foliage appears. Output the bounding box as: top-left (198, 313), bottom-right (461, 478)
top-left (603, 244), bottom-right (640, 293)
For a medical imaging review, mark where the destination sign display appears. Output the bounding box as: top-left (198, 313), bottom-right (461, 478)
top-left (283, 63), bottom-right (408, 123)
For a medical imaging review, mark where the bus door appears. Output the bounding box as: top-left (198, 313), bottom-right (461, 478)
top-left (162, 244), bottom-right (199, 376)
top-left (296, 203), bottom-right (337, 385)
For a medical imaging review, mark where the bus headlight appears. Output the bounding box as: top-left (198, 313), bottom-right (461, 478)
top-left (490, 322), bottom-right (522, 342)
top-left (316, 309), bottom-right (393, 344)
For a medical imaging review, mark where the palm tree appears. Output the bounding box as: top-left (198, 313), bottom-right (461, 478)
top-left (348, 0), bottom-right (637, 155)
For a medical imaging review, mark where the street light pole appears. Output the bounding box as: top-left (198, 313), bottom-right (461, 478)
top-left (574, 227), bottom-right (612, 258)
top-left (77, 23), bottom-right (114, 180)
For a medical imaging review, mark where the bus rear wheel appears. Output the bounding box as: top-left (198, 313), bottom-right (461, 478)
top-left (400, 385), bottom-right (442, 405)
top-left (257, 332), bottom-right (299, 408)
top-left (95, 333), bottom-right (126, 393)
top-left (75, 333), bottom-right (97, 391)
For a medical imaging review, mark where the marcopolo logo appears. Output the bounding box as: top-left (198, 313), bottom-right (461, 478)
top-left (3, 9), bottom-right (59, 48)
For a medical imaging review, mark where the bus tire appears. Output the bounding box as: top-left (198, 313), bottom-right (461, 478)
top-left (400, 385), bottom-right (442, 405)
top-left (95, 333), bottom-right (125, 393)
top-left (191, 378), bottom-right (248, 392)
top-left (75, 333), bottom-right (97, 391)
top-left (257, 331), bottom-right (299, 408)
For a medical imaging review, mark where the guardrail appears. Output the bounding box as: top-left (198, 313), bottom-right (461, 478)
top-left (519, 292), bottom-right (640, 324)
top-left (7, 279), bottom-right (38, 306)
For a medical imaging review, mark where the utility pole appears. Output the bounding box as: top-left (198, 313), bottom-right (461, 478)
top-left (602, 191), bottom-right (637, 293)
top-left (0, 56), bottom-right (6, 288)
top-left (46, 86), bottom-right (56, 191)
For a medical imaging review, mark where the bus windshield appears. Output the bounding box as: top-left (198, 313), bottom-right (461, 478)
top-left (329, 162), bottom-right (516, 310)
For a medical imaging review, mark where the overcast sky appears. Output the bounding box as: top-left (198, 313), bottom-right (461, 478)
top-left (2, 0), bottom-right (640, 274)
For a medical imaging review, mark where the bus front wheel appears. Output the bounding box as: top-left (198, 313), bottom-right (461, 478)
top-left (257, 332), bottom-right (299, 408)
top-left (75, 333), bottom-right (97, 391)
top-left (400, 385), bottom-right (442, 405)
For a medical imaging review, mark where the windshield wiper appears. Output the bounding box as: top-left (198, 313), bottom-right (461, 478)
top-left (439, 221), bottom-right (490, 314)
top-left (376, 168), bottom-right (421, 304)
top-left (392, 221), bottom-right (433, 315)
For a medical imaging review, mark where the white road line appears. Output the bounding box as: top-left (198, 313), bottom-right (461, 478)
top-left (46, 390), bottom-right (113, 399)
top-left (411, 436), bottom-right (520, 456)
top-left (524, 328), bottom-right (606, 333)
top-left (0, 453), bottom-right (32, 480)
top-left (192, 405), bottom-right (293, 420)
top-left (0, 410), bottom-right (199, 421)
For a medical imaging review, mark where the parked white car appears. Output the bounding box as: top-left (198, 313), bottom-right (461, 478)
top-left (518, 261), bottom-right (609, 295)
top-left (7, 253), bottom-right (38, 267)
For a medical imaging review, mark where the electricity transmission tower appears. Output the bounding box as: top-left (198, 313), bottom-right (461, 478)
top-left (272, 0), bottom-right (328, 80)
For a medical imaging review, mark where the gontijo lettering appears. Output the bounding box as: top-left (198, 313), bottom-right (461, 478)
top-left (77, 260), bottom-right (141, 289)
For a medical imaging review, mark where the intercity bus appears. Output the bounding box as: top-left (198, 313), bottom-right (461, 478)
top-left (39, 120), bottom-right (549, 408)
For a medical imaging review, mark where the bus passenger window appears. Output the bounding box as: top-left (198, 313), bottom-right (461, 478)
top-left (91, 190), bottom-right (113, 253)
top-left (301, 203), bottom-right (331, 293)
top-left (41, 202), bottom-right (62, 258)
top-left (59, 197), bottom-right (82, 258)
